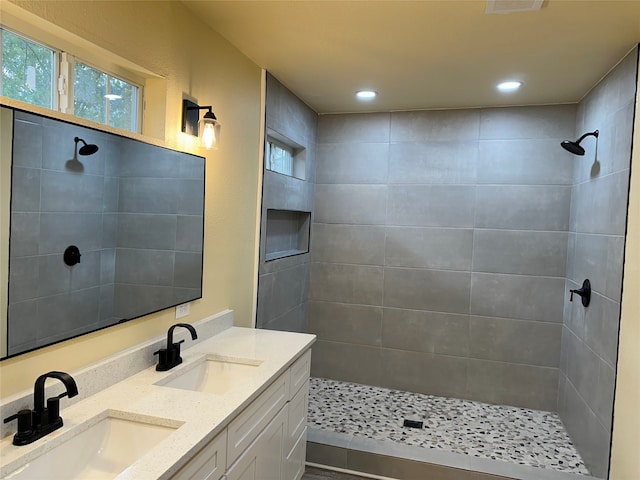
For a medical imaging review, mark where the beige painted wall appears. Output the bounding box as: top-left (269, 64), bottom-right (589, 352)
top-left (609, 55), bottom-right (640, 480)
top-left (0, 1), bottom-right (262, 396)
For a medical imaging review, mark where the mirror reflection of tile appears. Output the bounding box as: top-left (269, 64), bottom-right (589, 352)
top-left (4, 108), bottom-right (205, 357)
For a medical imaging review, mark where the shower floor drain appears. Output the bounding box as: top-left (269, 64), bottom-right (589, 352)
top-left (403, 419), bottom-right (424, 429)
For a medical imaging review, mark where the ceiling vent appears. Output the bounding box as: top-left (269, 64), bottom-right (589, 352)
top-left (485, 0), bottom-right (544, 14)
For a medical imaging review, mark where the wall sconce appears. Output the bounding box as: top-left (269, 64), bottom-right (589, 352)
top-left (182, 99), bottom-right (220, 149)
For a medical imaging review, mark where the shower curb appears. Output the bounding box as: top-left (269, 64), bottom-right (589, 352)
top-left (307, 427), bottom-right (600, 480)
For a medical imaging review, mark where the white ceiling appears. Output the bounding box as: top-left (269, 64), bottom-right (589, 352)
top-left (181, 0), bottom-right (640, 114)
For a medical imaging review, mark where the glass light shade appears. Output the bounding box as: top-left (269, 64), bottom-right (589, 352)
top-left (201, 118), bottom-right (218, 149)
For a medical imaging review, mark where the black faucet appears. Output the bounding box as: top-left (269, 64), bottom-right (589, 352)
top-left (154, 323), bottom-right (198, 371)
top-left (3, 371), bottom-right (78, 446)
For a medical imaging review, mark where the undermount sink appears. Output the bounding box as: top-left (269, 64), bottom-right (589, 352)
top-left (156, 355), bottom-right (263, 395)
top-left (4, 411), bottom-right (180, 480)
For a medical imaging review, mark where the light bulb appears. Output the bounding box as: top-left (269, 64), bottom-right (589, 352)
top-left (202, 120), bottom-right (216, 149)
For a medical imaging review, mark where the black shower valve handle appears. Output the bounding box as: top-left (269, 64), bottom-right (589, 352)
top-left (569, 279), bottom-right (591, 307)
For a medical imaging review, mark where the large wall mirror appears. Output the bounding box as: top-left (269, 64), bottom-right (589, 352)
top-left (0, 105), bottom-right (205, 359)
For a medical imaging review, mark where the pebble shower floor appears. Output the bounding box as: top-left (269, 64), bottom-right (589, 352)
top-left (308, 377), bottom-right (589, 476)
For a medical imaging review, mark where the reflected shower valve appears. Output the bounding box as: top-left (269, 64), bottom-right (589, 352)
top-left (63, 245), bottom-right (81, 266)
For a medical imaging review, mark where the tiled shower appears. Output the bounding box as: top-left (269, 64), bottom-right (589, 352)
top-left (259, 47), bottom-right (638, 478)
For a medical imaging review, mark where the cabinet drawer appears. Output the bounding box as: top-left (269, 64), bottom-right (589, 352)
top-left (286, 380), bottom-right (308, 453)
top-left (289, 349), bottom-right (311, 399)
top-left (284, 427), bottom-right (307, 480)
top-left (172, 429), bottom-right (227, 480)
top-left (227, 371), bottom-right (289, 465)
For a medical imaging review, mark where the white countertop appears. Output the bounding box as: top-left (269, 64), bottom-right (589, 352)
top-left (0, 324), bottom-right (316, 479)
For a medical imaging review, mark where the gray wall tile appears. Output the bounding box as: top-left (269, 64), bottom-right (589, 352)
top-left (39, 213), bottom-right (103, 254)
top-left (11, 167), bottom-right (41, 212)
top-left (117, 214), bottom-right (177, 250)
top-left (472, 229), bottom-right (567, 277)
top-left (572, 170), bottom-right (630, 235)
top-left (306, 443), bottom-right (347, 469)
top-left (390, 110), bottom-right (480, 142)
top-left (174, 252), bottom-right (203, 288)
top-left (479, 105), bottom-right (576, 140)
top-left (12, 115), bottom-right (43, 168)
top-left (115, 249), bottom-right (174, 286)
top-left (262, 171), bottom-right (314, 212)
top-left (118, 177), bottom-right (177, 214)
top-left (314, 185), bottom-right (387, 225)
top-left (311, 340), bottom-right (381, 386)
top-left (347, 451), bottom-right (508, 480)
top-left (263, 303), bottom-right (307, 334)
top-left (307, 301), bottom-right (382, 346)
top-left (309, 263), bottom-right (383, 305)
top-left (380, 348), bottom-right (467, 398)
top-left (9, 212), bottom-right (40, 257)
top-left (558, 376), bottom-right (611, 479)
top-left (475, 185), bottom-right (571, 231)
top-left (469, 316), bottom-right (561, 367)
top-left (114, 284), bottom-right (174, 319)
top-left (388, 141), bottom-right (478, 184)
top-left (40, 170), bottom-right (104, 213)
top-left (558, 47), bottom-right (635, 477)
top-left (477, 138), bottom-right (573, 185)
top-left (385, 227), bottom-right (473, 271)
top-left (466, 359), bottom-right (559, 410)
top-left (7, 300), bottom-right (39, 353)
top-left (572, 233), bottom-right (624, 301)
top-left (381, 308), bottom-right (469, 356)
top-left (582, 292), bottom-right (620, 368)
top-left (176, 216), bottom-right (204, 252)
top-left (470, 273), bottom-right (565, 323)
top-left (70, 250), bottom-right (101, 291)
top-left (311, 224), bottom-right (385, 265)
top-left (594, 361), bottom-right (616, 432)
top-left (383, 267), bottom-right (471, 314)
top-left (387, 185), bottom-right (475, 227)
top-left (318, 112), bottom-right (390, 144)
top-left (267, 264), bottom-right (308, 318)
top-left (316, 143), bottom-right (389, 184)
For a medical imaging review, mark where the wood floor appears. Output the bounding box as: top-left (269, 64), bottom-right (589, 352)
top-left (302, 466), bottom-right (369, 480)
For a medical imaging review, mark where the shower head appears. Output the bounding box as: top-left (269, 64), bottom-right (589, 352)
top-left (560, 130), bottom-right (599, 156)
top-left (74, 137), bottom-right (99, 156)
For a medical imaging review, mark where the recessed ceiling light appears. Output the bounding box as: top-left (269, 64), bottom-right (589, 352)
top-left (104, 94), bottom-right (122, 100)
top-left (497, 81), bottom-right (522, 92)
top-left (356, 90), bottom-right (377, 100)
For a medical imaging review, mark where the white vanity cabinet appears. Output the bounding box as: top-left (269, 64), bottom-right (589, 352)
top-left (172, 348), bottom-right (311, 480)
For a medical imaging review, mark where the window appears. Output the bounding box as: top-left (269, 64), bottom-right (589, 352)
top-left (74, 61), bottom-right (138, 132)
top-left (266, 140), bottom-right (294, 177)
top-left (0, 29), bottom-right (55, 109)
top-left (265, 130), bottom-right (306, 180)
top-left (0, 28), bottom-right (141, 133)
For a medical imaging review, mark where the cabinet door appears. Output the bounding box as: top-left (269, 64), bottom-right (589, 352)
top-left (172, 430), bottom-right (227, 480)
top-left (284, 427), bottom-right (307, 480)
top-left (289, 350), bottom-right (311, 400)
top-left (228, 372), bottom-right (288, 465)
top-left (226, 405), bottom-right (288, 480)
top-left (286, 380), bottom-right (308, 454)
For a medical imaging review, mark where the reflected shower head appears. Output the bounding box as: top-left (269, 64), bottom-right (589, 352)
top-left (561, 130), bottom-right (599, 156)
top-left (74, 137), bottom-right (99, 156)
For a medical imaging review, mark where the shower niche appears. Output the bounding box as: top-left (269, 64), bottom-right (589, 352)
top-left (264, 209), bottom-right (311, 261)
